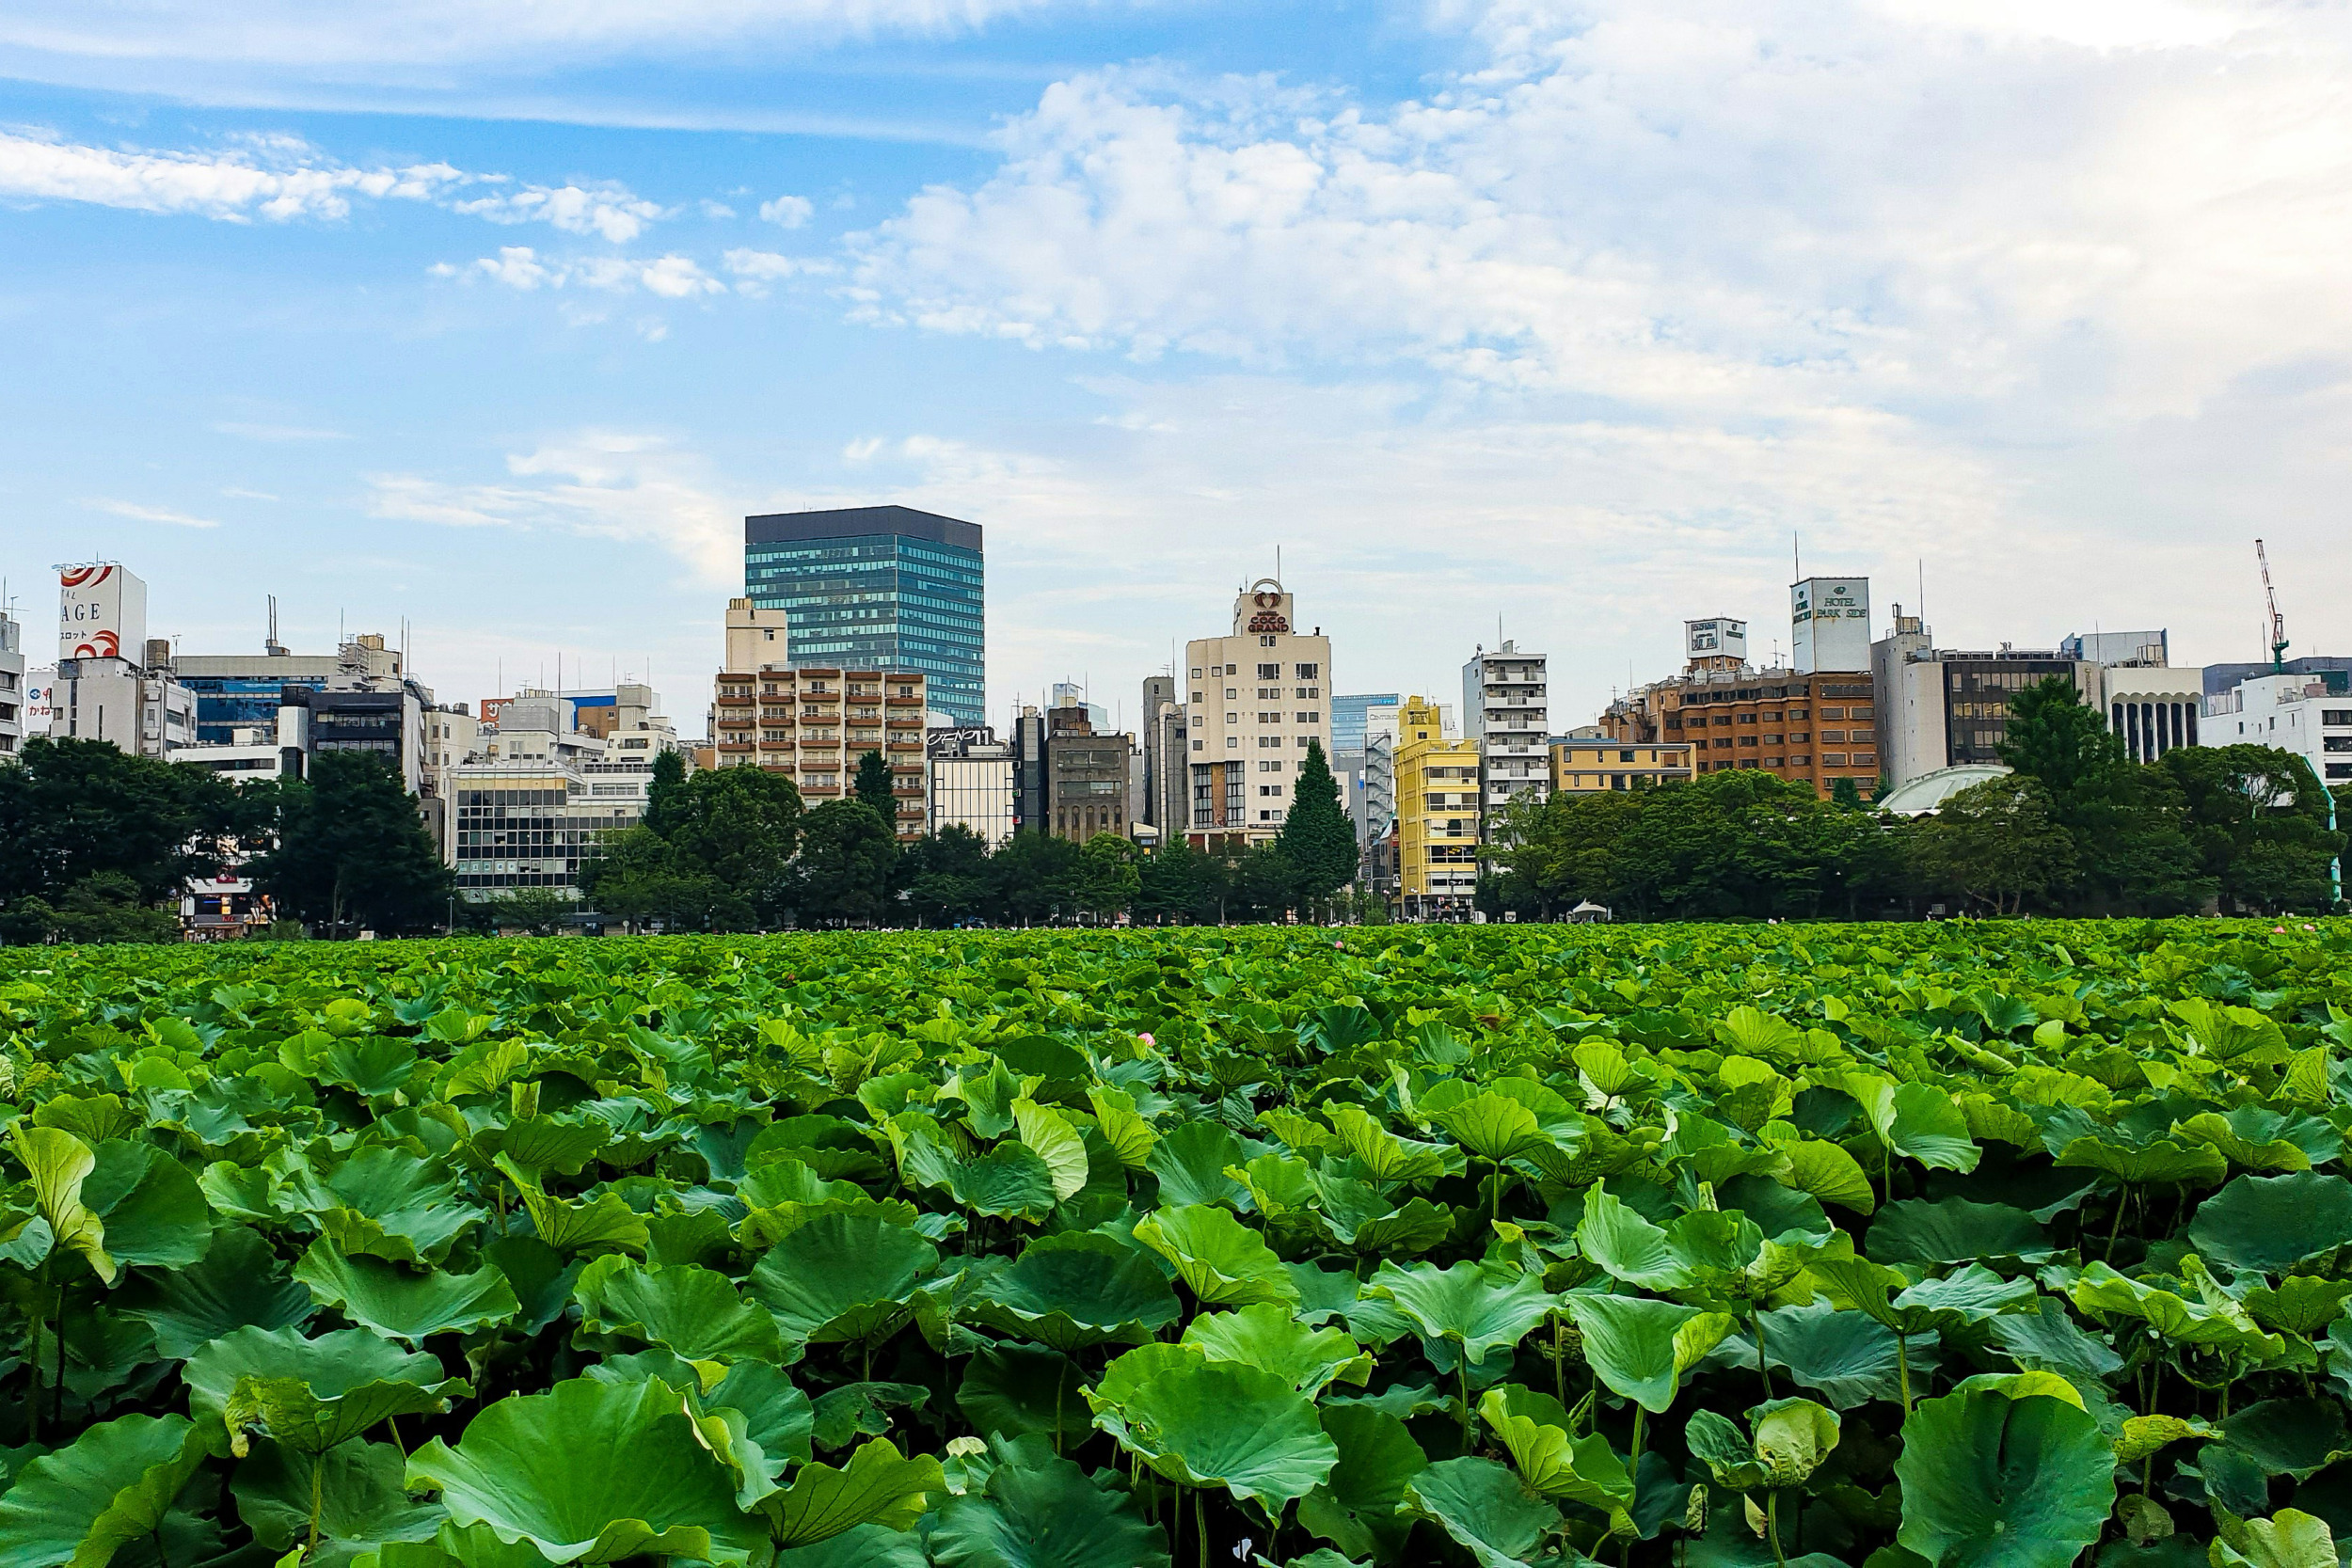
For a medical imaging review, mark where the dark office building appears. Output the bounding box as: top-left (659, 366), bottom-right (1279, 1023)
top-left (743, 506), bottom-right (985, 727)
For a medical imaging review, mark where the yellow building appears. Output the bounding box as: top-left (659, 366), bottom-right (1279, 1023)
top-left (1551, 738), bottom-right (1694, 793)
top-left (1394, 695), bottom-right (1482, 919)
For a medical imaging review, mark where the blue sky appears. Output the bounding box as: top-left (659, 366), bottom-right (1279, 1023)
top-left (3, 0), bottom-right (2347, 731)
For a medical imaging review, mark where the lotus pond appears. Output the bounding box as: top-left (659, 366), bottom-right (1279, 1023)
top-left (3, 919), bottom-right (2352, 1568)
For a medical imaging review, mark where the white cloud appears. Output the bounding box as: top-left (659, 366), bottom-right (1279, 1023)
top-left (437, 245), bottom-right (724, 296)
top-left (85, 498), bottom-right (220, 529)
top-left (0, 0), bottom-right (1073, 69)
top-left (851, 2), bottom-right (2352, 435)
top-left (758, 194), bottom-right (814, 228)
top-left (365, 432), bottom-right (742, 583)
top-left (0, 129), bottom-right (461, 221)
top-left (0, 127), bottom-right (671, 244)
top-left (451, 182), bottom-right (666, 243)
top-left (700, 199), bottom-right (739, 218)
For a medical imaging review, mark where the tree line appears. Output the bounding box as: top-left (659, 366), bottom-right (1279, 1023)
top-left (585, 739), bottom-right (1366, 929)
top-left (1481, 676), bottom-right (2345, 919)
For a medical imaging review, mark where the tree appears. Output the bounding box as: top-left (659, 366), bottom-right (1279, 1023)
top-left (986, 831), bottom-right (1083, 925)
top-left (895, 825), bottom-right (993, 927)
top-left (0, 871), bottom-right (182, 945)
top-left (1275, 738), bottom-right (1359, 909)
top-left (1998, 675), bottom-right (2127, 805)
top-left (642, 749), bottom-right (689, 837)
top-left (2163, 744), bottom-right (2344, 912)
top-left (1075, 832), bottom-right (1141, 920)
top-left (793, 800), bottom-right (898, 926)
top-left (662, 766), bottom-right (804, 924)
top-left (484, 886), bottom-right (572, 937)
top-left (0, 736), bottom-right (238, 920)
top-left (1831, 776), bottom-right (1867, 811)
top-left (580, 826), bottom-right (747, 932)
top-left (1230, 845), bottom-right (1299, 921)
top-left (1134, 845), bottom-right (1229, 925)
top-left (1911, 775), bottom-right (2075, 915)
top-left (854, 750), bottom-right (898, 824)
top-left (247, 752), bottom-right (453, 935)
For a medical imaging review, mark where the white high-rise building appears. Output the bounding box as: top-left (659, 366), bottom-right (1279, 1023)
top-left (1184, 578), bottom-right (1333, 850)
top-left (0, 605), bottom-right (25, 759)
top-left (1462, 640), bottom-right (1548, 832)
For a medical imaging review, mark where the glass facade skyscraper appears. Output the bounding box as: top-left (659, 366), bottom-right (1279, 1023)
top-left (743, 506), bottom-right (985, 726)
top-left (1329, 692), bottom-right (1402, 758)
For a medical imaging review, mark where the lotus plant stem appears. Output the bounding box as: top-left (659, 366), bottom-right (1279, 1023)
top-left (1752, 1310), bottom-right (1772, 1399)
top-left (310, 1451), bottom-right (326, 1548)
top-left (52, 1285), bottom-right (67, 1426)
top-left (24, 1257), bottom-right (44, 1446)
top-left (1196, 1487), bottom-right (1208, 1568)
top-left (1459, 1363), bottom-right (1473, 1450)
top-left (387, 1415), bottom-right (404, 1453)
top-left (2106, 1188), bottom-right (2130, 1259)
top-left (1552, 1313), bottom-right (1567, 1408)
top-left (151, 1525), bottom-right (169, 1568)
top-left (1630, 1403), bottom-right (1646, 1476)
top-left (1054, 1365), bottom-right (1066, 1457)
top-left (1766, 1492), bottom-right (1788, 1568)
top-left (1896, 1335), bottom-right (1910, 1415)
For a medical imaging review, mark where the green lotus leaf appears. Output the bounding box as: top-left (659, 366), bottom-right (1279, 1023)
top-left (115, 1227), bottom-right (315, 1358)
top-left (185, 1325), bottom-right (469, 1456)
top-left (482, 1236), bottom-right (585, 1336)
top-left (750, 1212), bottom-right (938, 1350)
top-left (1365, 1259), bottom-right (1552, 1367)
top-left (967, 1232), bottom-right (1181, 1353)
top-left (573, 1255), bottom-right (787, 1367)
top-left (294, 1238), bottom-right (522, 1345)
top-left (2218, 1400), bottom-right (2347, 1481)
top-left (930, 1437), bottom-right (1168, 1568)
top-left (80, 1140), bottom-right (211, 1271)
top-left (1400, 1455), bottom-right (1563, 1568)
top-left (1769, 1136), bottom-right (1876, 1215)
top-left (771, 1524), bottom-right (930, 1568)
top-left (1232, 1151), bottom-right (1318, 1226)
top-left (469, 1117), bottom-right (611, 1180)
top-left (704, 1361), bottom-right (817, 1481)
top-left (1133, 1205), bottom-right (1299, 1308)
top-left (1431, 1091), bottom-right (1549, 1164)
top-left (406, 1376), bottom-right (768, 1564)
top-left (1297, 1404), bottom-right (1426, 1564)
top-left (2054, 1136), bottom-right (2228, 1189)
top-left (2069, 1262), bottom-right (2284, 1355)
top-left (0, 1413), bottom-right (208, 1568)
top-left (1893, 1387), bottom-right (2116, 1568)
top-left (230, 1439), bottom-right (444, 1566)
top-left (1687, 1407), bottom-right (1767, 1490)
top-left (280, 1148), bottom-right (483, 1266)
top-left (2244, 1276), bottom-right (2352, 1337)
top-left (1323, 1105), bottom-right (1456, 1184)
top-left (2188, 1173), bottom-right (2352, 1275)
top-left (491, 1158), bottom-right (648, 1257)
top-left (2170, 999), bottom-right (2291, 1063)
top-left (30, 1094), bottom-right (142, 1147)
top-left (1986, 1300), bottom-right (2124, 1382)
top-left (1010, 1101), bottom-right (1088, 1204)
top-left (1146, 1121), bottom-right (1250, 1209)
top-left (2176, 1107), bottom-right (2342, 1173)
top-left (1866, 1198), bottom-right (2056, 1266)
top-left (758, 1436), bottom-right (946, 1549)
top-left (1182, 1303), bottom-right (1372, 1396)
top-left (958, 1342), bottom-right (1086, 1447)
top-left (2113, 1415), bottom-right (2219, 1465)
top-left (1114, 1360), bottom-right (1339, 1515)
top-left (2214, 1509), bottom-right (2339, 1568)
top-left (1563, 1293), bottom-right (1733, 1414)
top-left (1813, 1258), bottom-right (2034, 1336)
top-left (946, 1143), bottom-right (1059, 1219)
top-left (1752, 1397), bottom-right (1839, 1485)
top-left (1839, 1076), bottom-right (1981, 1174)
top-left (1477, 1385), bottom-right (1633, 1522)
top-left (9, 1125), bottom-right (114, 1282)
top-left (1576, 1187), bottom-right (1692, 1291)
top-left (312, 1036), bottom-right (423, 1098)
top-left (1733, 1301), bottom-right (1934, 1409)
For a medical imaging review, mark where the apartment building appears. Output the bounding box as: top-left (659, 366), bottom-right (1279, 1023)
top-left (710, 598), bottom-right (929, 840)
top-left (2207, 670), bottom-right (2352, 788)
top-left (928, 727), bottom-right (1014, 847)
top-left (1184, 578), bottom-right (1334, 852)
top-left (1394, 696), bottom-right (1481, 919)
top-left (1462, 641), bottom-right (1548, 828)
top-left (0, 606), bottom-right (24, 758)
top-left (1552, 739), bottom-right (1694, 792)
top-left (1044, 701), bottom-right (1136, 841)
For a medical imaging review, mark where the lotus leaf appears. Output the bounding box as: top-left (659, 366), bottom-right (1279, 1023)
top-left (115, 1227), bottom-right (316, 1358)
top-left (1366, 1259), bottom-right (1553, 1367)
top-left (759, 1436), bottom-right (946, 1548)
top-left (0, 1413), bottom-right (208, 1568)
top-left (1564, 1293), bottom-right (1734, 1413)
top-left (573, 1255), bottom-right (787, 1367)
top-left (968, 1232), bottom-right (1181, 1352)
top-left (1401, 1455), bottom-right (1564, 1568)
top-left (1115, 1360), bottom-right (1339, 1514)
top-left (1894, 1387), bottom-right (2116, 1568)
top-left (1477, 1385), bottom-right (1634, 1523)
top-left (1134, 1204), bottom-right (1299, 1307)
top-left (2188, 1173), bottom-right (2352, 1275)
top-left (294, 1240), bottom-right (522, 1344)
top-left (230, 1439), bottom-right (445, 1566)
top-left (1297, 1404), bottom-right (1427, 1563)
top-left (930, 1437), bottom-right (1168, 1568)
top-left (750, 1212), bottom-right (938, 1351)
top-left (184, 1325), bottom-right (469, 1455)
top-left (1184, 1304), bottom-right (1372, 1395)
top-left (405, 1376), bottom-right (769, 1564)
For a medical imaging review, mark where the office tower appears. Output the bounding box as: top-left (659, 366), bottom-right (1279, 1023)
top-left (742, 506), bottom-right (985, 727)
top-left (1182, 578), bottom-right (1333, 851)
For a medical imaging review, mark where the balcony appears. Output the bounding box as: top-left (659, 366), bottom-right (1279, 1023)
top-left (715, 693), bottom-right (755, 707)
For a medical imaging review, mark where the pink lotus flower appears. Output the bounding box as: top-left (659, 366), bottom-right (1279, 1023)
top-left (1136, 1032), bottom-right (1154, 1048)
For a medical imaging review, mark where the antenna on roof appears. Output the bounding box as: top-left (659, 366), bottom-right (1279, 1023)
top-left (1793, 531), bottom-right (1802, 581)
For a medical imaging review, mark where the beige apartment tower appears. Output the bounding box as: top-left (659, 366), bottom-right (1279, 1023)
top-left (1183, 579), bottom-right (1333, 852)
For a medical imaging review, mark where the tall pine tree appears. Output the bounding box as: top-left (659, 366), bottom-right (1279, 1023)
top-left (1277, 737), bottom-right (1360, 905)
top-left (854, 749), bottom-right (898, 824)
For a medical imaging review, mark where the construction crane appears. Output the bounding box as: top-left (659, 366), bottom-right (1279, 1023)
top-left (2258, 538), bottom-right (2290, 673)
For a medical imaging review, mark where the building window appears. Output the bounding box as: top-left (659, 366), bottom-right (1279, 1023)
top-left (1295, 663), bottom-right (1320, 678)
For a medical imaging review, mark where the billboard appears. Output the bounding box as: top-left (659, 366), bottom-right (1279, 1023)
top-left (1685, 617), bottom-right (1748, 661)
top-left (23, 667), bottom-right (56, 735)
top-left (1791, 577), bottom-right (1870, 674)
top-left (57, 563), bottom-right (147, 663)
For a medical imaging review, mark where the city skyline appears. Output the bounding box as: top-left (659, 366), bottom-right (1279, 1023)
top-left (3, 2), bottom-right (2349, 730)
